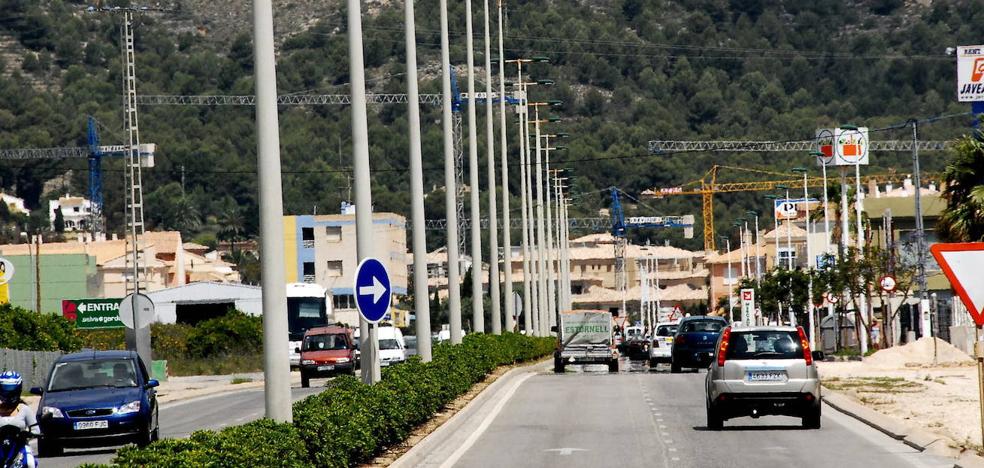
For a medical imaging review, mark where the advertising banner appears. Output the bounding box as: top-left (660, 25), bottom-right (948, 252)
top-left (62, 298), bottom-right (125, 329)
top-left (957, 45), bottom-right (984, 102)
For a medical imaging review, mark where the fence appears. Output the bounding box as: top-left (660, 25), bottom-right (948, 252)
top-left (0, 348), bottom-right (62, 389)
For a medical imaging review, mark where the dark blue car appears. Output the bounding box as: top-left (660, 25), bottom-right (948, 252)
top-left (671, 316), bottom-right (729, 373)
top-left (31, 350), bottom-right (159, 456)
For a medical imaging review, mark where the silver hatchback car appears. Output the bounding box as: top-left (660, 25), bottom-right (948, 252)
top-left (705, 326), bottom-right (823, 429)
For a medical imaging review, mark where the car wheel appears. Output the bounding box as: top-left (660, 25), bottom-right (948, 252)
top-left (37, 438), bottom-right (63, 458)
top-left (802, 405), bottom-right (821, 429)
top-left (670, 362), bottom-right (682, 373)
top-left (608, 359), bottom-right (619, 373)
top-left (300, 371), bottom-right (311, 388)
top-left (152, 424), bottom-right (160, 442)
top-left (648, 358), bottom-right (657, 368)
top-left (137, 423), bottom-right (154, 447)
top-left (707, 405), bottom-right (724, 430)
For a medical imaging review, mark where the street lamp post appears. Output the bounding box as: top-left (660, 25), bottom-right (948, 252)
top-left (439, 0), bottom-right (463, 344)
top-left (463, 0), bottom-right (484, 334)
top-left (793, 167), bottom-right (816, 349)
top-left (776, 185), bottom-right (793, 270)
top-left (841, 125), bottom-right (869, 353)
top-left (811, 151), bottom-right (832, 254)
top-left (765, 195), bottom-right (780, 271)
top-left (495, 0), bottom-right (513, 333)
top-left (745, 210), bottom-right (761, 287)
top-left (722, 236), bottom-right (735, 323)
top-left (481, 0), bottom-right (500, 334)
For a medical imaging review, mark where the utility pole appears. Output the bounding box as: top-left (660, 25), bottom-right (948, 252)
top-left (482, 0), bottom-right (500, 334)
top-left (516, 73), bottom-right (533, 334)
top-left (496, 0), bottom-right (513, 333)
top-left (464, 0), bottom-right (485, 334)
top-left (33, 234), bottom-right (40, 314)
top-left (725, 238), bottom-right (734, 323)
top-left (348, 0), bottom-right (381, 384)
top-left (854, 145), bottom-right (869, 354)
top-left (532, 105), bottom-right (548, 336)
top-left (405, 0), bottom-right (431, 361)
top-left (910, 119), bottom-right (931, 338)
top-left (440, 0), bottom-right (463, 345)
top-left (254, 0), bottom-right (291, 421)
top-left (544, 140), bottom-right (557, 331)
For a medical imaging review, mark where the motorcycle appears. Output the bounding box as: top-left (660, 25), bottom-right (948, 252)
top-left (0, 425), bottom-right (36, 468)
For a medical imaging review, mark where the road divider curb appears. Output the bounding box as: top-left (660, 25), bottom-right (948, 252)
top-left (823, 386), bottom-right (967, 461)
top-left (957, 452), bottom-right (984, 468)
top-left (392, 359), bottom-right (549, 468)
top-left (821, 388), bottom-right (909, 440)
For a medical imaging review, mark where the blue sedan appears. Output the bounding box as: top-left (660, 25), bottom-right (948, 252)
top-left (31, 350), bottom-right (159, 456)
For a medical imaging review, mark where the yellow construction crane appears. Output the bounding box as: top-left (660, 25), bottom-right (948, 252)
top-left (643, 165), bottom-right (935, 251)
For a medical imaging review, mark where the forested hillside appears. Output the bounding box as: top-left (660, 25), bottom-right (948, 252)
top-left (0, 0), bottom-right (981, 251)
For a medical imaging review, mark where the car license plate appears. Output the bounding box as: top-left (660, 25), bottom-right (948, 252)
top-left (317, 365), bottom-right (334, 371)
top-left (747, 371), bottom-right (787, 382)
top-left (74, 420), bottom-right (109, 430)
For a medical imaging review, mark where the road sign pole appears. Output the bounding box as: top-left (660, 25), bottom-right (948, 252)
top-left (404, 0), bottom-right (431, 362)
top-left (347, 0), bottom-right (380, 384)
top-left (254, 0), bottom-right (291, 422)
top-left (977, 327), bottom-right (984, 451)
top-left (439, 0), bottom-right (463, 345)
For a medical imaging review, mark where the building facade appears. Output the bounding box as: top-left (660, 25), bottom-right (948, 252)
top-left (283, 212), bottom-right (408, 320)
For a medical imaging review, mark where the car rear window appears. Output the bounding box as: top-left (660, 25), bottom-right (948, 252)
top-left (680, 320), bottom-right (723, 333)
top-left (726, 331), bottom-right (803, 360)
top-left (655, 325), bottom-right (677, 337)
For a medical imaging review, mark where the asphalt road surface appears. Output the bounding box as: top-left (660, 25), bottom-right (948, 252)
top-left (447, 359), bottom-right (952, 468)
top-left (39, 383), bottom-right (326, 468)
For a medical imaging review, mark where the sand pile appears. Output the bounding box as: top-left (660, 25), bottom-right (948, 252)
top-left (863, 337), bottom-right (974, 368)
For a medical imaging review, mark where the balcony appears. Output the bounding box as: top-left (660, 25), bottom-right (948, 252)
top-left (303, 274), bottom-right (316, 284)
top-left (302, 239), bottom-right (315, 249)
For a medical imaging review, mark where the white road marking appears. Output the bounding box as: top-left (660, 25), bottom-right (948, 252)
top-left (439, 372), bottom-right (536, 468)
top-left (544, 448), bottom-right (588, 456)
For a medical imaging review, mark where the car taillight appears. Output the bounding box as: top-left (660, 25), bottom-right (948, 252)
top-left (717, 327), bottom-right (732, 367)
top-left (797, 326), bottom-right (813, 366)
top-left (674, 335), bottom-right (685, 345)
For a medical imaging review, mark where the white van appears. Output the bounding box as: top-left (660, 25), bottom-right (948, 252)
top-left (354, 326), bottom-right (407, 367)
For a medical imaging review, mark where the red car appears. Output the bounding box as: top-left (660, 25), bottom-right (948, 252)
top-left (298, 326), bottom-right (357, 387)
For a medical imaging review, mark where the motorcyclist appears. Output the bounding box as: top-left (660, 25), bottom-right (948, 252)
top-left (0, 371), bottom-right (39, 468)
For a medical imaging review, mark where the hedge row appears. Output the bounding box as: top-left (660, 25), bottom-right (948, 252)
top-left (107, 333), bottom-right (556, 467)
top-left (0, 304), bottom-right (81, 352)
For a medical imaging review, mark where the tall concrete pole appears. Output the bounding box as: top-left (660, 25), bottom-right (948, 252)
top-left (821, 160), bottom-right (832, 253)
top-left (348, 0), bottom-right (381, 384)
top-left (517, 72), bottom-right (533, 334)
top-left (753, 215), bottom-right (761, 286)
top-left (544, 143), bottom-right (557, 330)
top-left (464, 0), bottom-right (485, 334)
top-left (497, 1), bottom-right (513, 332)
top-left (803, 172), bottom-right (816, 350)
top-left (785, 188), bottom-right (792, 270)
top-left (440, 0), bottom-right (463, 344)
top-left (911, 120), bottom-right (931, 338)
top-left (254, 0), bottom-right (291, 421)
top-left (854, 158), bottom-right (868, 353)
top-left (725, 238), bottom-right (734, 323)
top-left (523, 87), bottom-right (540, 335)
top-left (533, 107), bottom-right (549, 336)
top-left (405, 0), bottom-right (431, 361)
top-left (482, 0), bottom-right (501, 334)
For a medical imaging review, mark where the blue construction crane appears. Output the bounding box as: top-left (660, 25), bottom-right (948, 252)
top-left (0, 116), bottom-right (155, 232)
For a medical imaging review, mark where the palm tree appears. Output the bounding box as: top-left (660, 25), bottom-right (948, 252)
top-left (217, 207), bottom-right (246, 255)
top-left (938, 136), bottom-right (984, 242)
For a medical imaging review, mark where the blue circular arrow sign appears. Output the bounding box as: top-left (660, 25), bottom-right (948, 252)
top-left (354, 258), bottom-right (391, 323)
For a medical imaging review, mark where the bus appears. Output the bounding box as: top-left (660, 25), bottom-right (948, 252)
top-left (286, 283), bottom-right (333, 367)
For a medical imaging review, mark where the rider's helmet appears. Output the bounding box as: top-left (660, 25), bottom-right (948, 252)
top-left (0, 371), bottom-right (23, 405)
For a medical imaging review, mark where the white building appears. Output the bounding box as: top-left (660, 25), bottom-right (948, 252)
top-left (49, 194), bottom-right (93, 231)
top-left (1, 193), bottom-right (29, 215)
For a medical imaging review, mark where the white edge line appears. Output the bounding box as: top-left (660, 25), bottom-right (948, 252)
top-left (438, 372), bottom-right (536, 468)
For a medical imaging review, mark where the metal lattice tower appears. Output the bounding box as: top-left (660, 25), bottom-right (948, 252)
top-left (122, 12), bottom-right (145, 295)
top-left (453, 112), bottom-right (466, 263)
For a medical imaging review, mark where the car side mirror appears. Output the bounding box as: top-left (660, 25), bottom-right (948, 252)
top-left (146, 379), bottom-right (159, 389)
top-left (29, 386), bottom-right (43, 396)
top-left (811, 351), bottom-right (825, 362)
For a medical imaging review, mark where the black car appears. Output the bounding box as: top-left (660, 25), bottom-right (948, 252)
top-left (32, 350), bottom-right (159, 456)
top-left (670, 316), bottom-right (728, 373)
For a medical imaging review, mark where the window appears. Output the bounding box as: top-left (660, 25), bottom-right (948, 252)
top-left (333, 294), bottom-right (355, 310)
top-left (325, 226), bottom-right (342, 242)
top-left (778, 248), bottom-right (797, 261)
top-left (326, 260), bottom-right (343, 277)
top-left (303, 262), bottom-right (315, 282)
top-left (723, 266), bottom-right (737, 285)
top-left (73, 206), bottom-right (80, 213)
top-left (726, 331), bottom-right (803, 360)
top-left (48, 359), bottom-right (138, 391)
top-left (301, 227), bottom-right (315, 248)
top-left (680, 319), bottom-right (724, 333)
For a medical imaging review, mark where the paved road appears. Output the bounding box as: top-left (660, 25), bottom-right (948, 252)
top-left (446, 360), bottom-right (952, 468)
top-left (40, 382), bottom-right (327, 468)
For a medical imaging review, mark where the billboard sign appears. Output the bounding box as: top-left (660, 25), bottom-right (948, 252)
top-left (815, 127), bottom-right (869, 166)
top-left (957, 46), bottom-right (984, 102)
top-left (740, 289), bottom-right (755, 326)
top-left (62, 298), bottom-right (125, 329)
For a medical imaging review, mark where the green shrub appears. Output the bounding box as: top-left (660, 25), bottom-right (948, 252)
top-left (185, 311), bottom-right (263, 358)
top-left (0, 304), bottom-right (82, 352)
top-left (107, 333), bottom-right (555, 468)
